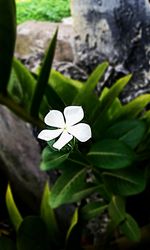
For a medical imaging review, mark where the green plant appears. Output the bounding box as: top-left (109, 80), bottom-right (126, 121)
top-left (6, 55), bottom-right (150, 248)
top-left (1, 1), bottom-right (150, 249)
top-left (16, 0), bottom-right (70, 24)
top-left (38, 70), bottom-right (150, 248)
top-left (4, 184), bottom-right (79, 250)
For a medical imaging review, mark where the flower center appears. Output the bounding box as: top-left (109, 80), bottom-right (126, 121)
top-left (63, 124), bottom-right (68, 132)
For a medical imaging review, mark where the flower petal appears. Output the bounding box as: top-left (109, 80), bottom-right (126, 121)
top-left (53, 131), bottom-right (73, 150)
top-left (64, 106), bottom-right (84, 126)
top-left (68, 123), bottom-right (92, 142)
top-left (44, 110), bottom-right (65, 128)
top-left (38, 129), bottom-right (63, 141)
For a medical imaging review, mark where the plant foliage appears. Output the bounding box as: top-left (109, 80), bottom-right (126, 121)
top-left (1, 1), bottom-right (150, 249)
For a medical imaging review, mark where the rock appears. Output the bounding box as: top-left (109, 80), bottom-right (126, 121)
top-left (71, 0), bottom-right (150, 102)
top-left (15, 20), bottom-right (74, 67)
top-left (53, 61), bottom-right (88, 81)
top-left (0, 105), bottom-right (47, 211)
top-left (62, 17), bottom-right (73, 25)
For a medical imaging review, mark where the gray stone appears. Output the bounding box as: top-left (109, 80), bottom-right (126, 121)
top-left (15, 20), bottom-right (74, 69)
top-left (0, 105), bottom-right (47, 210)
top-left (71, 0), bottom-right (150, 101)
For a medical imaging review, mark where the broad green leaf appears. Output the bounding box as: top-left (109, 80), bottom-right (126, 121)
top-left (40, 183), bottom-right (60, 245)
top-left (13, 58), bottom-right (64, 114)
top-left (115, 94), bottom-right (150, 120)
top-left (49, 166), bottom-right (99, 208)
top-left (83, 62), bottom-right (108, 93)
top-left (70, 184), bottom-right (102, 205)
top-left (142, 110), bottom-right (150, 126)
top-left (74, 62), bottom-right (108, 101)
top-left (40, 146), bottom-right (69, 170)
top-left (88, 139), bottom-right (135, 169)
top-left (81, 201), bottom-right (107, 220)
top-left (6, 184), bottom-right (23, 231)
top-left (0, 237), bottom-right (16, 250)
top-left (104, 119), bottom-right (146, 149)
top-left (75, 92), bottom-right (101, 122)
top-left (72, 63), bottom-right (108, 121)
top-left (66, 208), bottom-right (78, 241)
top-left (17, 216), bottom-right (49, 250)
top-left (68, 152), bottom-right (91, 168)
top-left (107, 97), bottom-right (122, 120)
top-left (93, 74), bottom-right (132, 137)
top-left (108, 196), bottom-right (126, 225)
top-left (49, 69), bottom-right (83, 105)
top-left (12, 58), bottom-right (36, 110)
top-left (0, 0), bottom-right (16, 93)
top-left (99, 74), bottom-right (132, 114)
top-left (99, 87), bottom-right (109, 101)
top-left (49, 167), bottom-right (86, 208)
top-left (120, 214), bottom-right (141, 242)
top-left (102, 168), bottom-right (146, 196)
top-left (91, 97), bottom-right (122, 137)
top-left (30, 29), bottom-right (58, 117)
top-left (7, 68), bottom-right (23, 103)
top-left (45, 84), bottom-right (65, 111)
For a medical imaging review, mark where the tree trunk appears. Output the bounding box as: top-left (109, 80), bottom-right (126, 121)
top-left (71, 0), bottom-right (150, 101)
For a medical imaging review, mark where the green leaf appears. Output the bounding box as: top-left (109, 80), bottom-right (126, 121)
top-left (73, 62), bottom-right (108, 121)
top-left (49, 166), bottom-right (99, 208)
top-left (70, 184), bottom-right (102, 205)
top-left (49, 69), bottom-right (83, 105)
top-left (7, 68), bottom-right (23, 103)
top-left (17, 216), bottom-right (49, 250)
top-left (108, 196), bottom-right (126, 225)
top-left (68, 152), bottom-right (91, 168)
top-left (66, 208), bottom-right (78, 241)
top-left (45, 84), bottom-right (65, 111)
top-left (99, 87), bottom-right (109, 101)
top-left (120, 214), bottom-right (141, 242)
top-left (49, 167), bottom-right (86, 208)
top-left (0, 237), bottom-right (16, 250)
top-left (84, 62), bottom-right (109, 93)
top-left (102, 168), bottom-right (146, 196)
top-left (40, 183), bottom-right (60, 245)
top-left (74, 62), bottom-right (108, 100)
top-left (30, 29), bottom-right (58, 117)
top-left (6, 184), bottom-right (23, 231)
top-left (107, 97), bottom-right (122, 120)
top-left (104, 119), bottom-right (146, 149)
top-left (65, 208), bottom-right (82, 250)
top-left (99, 74), bottom-right (132, 114)
top-left (0, 0), bottom-right (16, 94)
top-left (40, 146), bottom-right (69, 170)
top-left (93, 74), bottom-right (132, 137)
top-left (88, 139), bottom-right (135, 169)
top-left (12, 58), bottom-right (36, 110)
top-left (81, 201), bottom-right (107, 220)
top-left (115, 94), bottom-right (150, 120)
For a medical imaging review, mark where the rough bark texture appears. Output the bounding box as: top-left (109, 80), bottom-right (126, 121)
top-left (0, 105), bottom-right (47, 211)
top-left (71, 0), bottom-right (150, 101)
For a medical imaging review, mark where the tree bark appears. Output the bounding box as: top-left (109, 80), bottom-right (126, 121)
top-left (71, 0), bottom-right (150, 101)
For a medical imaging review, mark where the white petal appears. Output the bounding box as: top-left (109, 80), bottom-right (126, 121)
top-left (64, 106), bottom-right (84, 126)
top-left (44, 110), bottom-right (65, 128)
top-left (68, 123), bottom-right (92, 142)
top-left (38, 129), bottom-right (63, 141)
top-left (53, 131), bottom-right (73, 150)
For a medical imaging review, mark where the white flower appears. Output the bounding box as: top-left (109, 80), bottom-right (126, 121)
top-left (38, 106), bottom-right (92, 150)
